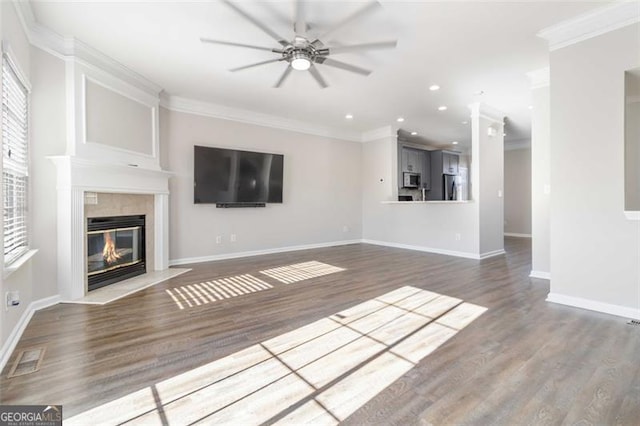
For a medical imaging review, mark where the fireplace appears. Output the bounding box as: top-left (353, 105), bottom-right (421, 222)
top-left (87, 215), bottom-right (146, 291)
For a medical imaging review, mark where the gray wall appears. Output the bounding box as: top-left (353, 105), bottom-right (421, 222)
top-left (550, 23), bottom-right (640, 311)
top-left (160, 108), bottom-right (363, 263)
top-left (504, 147), bottom-right (532, 235)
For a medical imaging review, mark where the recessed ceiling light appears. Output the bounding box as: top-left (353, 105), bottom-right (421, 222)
top-left (462, 121), bottom-right (468, 125)
top-left (429, 85), bottom-right (440, 91)
top-left (345, 114), bottom-right (353, 119)
top-left (452, 141), bottom-right (459, 145)
top-left (411, 131), bottom-right (418, 136)
top-left (528, 105), bottom-right (534, 110)
top-left (438, 106), bottom-right (447, 111)
top-left (397, 117), bottom-right (405, 122)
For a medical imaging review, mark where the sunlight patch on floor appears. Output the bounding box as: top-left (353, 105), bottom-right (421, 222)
top-left (66, 286), bottom-right (487, 425)
top-left (260, 261), bottom-right (345, 284)
top-left (165, 274), bottom-right (272, 309)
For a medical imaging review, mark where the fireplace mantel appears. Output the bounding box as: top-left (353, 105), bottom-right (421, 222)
top-left (49, 156), bottom-right (173, 300)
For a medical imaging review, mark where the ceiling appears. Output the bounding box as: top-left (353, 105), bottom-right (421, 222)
top-left (29, 1), bottom-right (608, 146)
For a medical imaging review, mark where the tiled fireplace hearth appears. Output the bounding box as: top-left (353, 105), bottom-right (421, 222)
top-left (50, 156), bottom-right (172, 301)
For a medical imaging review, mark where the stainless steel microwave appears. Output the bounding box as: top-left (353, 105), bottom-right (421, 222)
top-left (403, 172), bottom-right (420, 188)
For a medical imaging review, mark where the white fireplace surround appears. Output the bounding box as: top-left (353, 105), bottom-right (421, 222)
top-left (50, 156), bottom-right (172, 301)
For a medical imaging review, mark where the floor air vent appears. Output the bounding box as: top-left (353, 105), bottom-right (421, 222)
top-left (7, 346), bottom-right (46, 378)
top-left (627, 319), bottom-right (640, 326)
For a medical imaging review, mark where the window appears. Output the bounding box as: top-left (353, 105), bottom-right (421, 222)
top-left (2, 51), bottom-right (30, 265)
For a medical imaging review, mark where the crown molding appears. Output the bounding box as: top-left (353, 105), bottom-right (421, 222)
top-left (526, 67), bottom-right (550, 89)
top-left (468, 102), bottom-right (505, 124)
top-left (12, 0), bottom-right (162, 96)
top-left (362, 125), bottom-right (396, 143)
top-left (538, 1), bottom-right (640, 51)
top-left (160, 95), bottom-right (363, 143)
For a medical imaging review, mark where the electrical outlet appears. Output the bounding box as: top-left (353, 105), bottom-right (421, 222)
top-left (455, 233), bottom-right (461, 241)
top-left (230, 234), bottom-right (237, 242)
top-left (342, 225), bottom-right (349, 232)
top-left (543, 184), bottom-right (551, 195)
top-left (5, 291), bottom-right (20, 311)
top-left (497, 190), bottom-right (503, 198)
top-left (216, 235), bottom-right (222, 244)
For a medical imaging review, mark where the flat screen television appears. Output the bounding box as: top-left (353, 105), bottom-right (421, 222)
top-left (194, 145), bottom-right (284, 204)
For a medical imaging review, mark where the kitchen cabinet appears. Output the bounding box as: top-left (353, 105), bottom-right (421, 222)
top-left (402, 148), bottom-right (423, 174)
top-left (443, 152), bottom-right (459, 175)
top-left (398, 144), bottom-right (430, 190)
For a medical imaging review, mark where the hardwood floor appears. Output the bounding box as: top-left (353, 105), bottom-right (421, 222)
top-left (1, 238), bottom-right (638, 424)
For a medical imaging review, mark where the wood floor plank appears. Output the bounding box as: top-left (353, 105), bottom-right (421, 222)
top-left (0, 238), bottom-right (638, 425)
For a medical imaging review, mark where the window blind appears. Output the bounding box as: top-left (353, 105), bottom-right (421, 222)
top-left (2, 55), bottom-right (29, 265)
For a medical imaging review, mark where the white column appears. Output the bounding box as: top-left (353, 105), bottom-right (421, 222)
top-left (527, 68), bottom-right (551, 279)
top-left (469, 102), bottom-right (505, 258)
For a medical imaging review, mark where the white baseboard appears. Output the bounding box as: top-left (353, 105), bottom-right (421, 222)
top-left (361, 239), bottom-right (485, 260)
top-left (169, 239), bottom-right (362, 266)
top-left (547, 292), bottom-right (640, 319)
top-left (504, 233), bottom-right (532, 238)
top-left (0, 294), bottom-right (61, 373)
top-left (530, 270), bottom-right (551, 280)
top-left (479, 249), bottom-right (506, 259)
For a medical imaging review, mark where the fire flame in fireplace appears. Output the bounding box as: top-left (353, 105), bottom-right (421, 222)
top-left (103, 232), bottom-right (122, 264)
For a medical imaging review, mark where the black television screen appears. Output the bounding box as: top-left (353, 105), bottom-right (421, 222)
top-left (194, 145), bottom-right (284, 204)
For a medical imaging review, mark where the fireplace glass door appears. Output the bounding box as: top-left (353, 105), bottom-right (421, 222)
top-left (87, 215), bottom-right (146, 291)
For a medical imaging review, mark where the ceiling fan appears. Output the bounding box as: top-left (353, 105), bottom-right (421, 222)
top-left (200, 0), bottom-right (398, 88)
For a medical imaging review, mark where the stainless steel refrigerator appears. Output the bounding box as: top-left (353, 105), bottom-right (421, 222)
top-left (444, 174), bottom-right (459, 201)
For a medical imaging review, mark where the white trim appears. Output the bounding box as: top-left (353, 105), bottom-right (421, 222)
top-left (13, 1), bottom-right (162, 96)
top-left (624, 210), bottom-right (640, 220)
top-left (362, 125), bottom-right (396, 143)
top-left (1, 41), bottom-right (32, 92)
top-left (530, 270), bottom-right (551, 280)
top-left (0, 294), bottom-right (61, 373)
top-left (526, 67), bottom-right (550, 89)
top-left (538, 1), bottom-right (640, 51)
top-left (547, 292), bottom-right (640, 319)
top-left (504, 233), bottom-right (532, 238)
top-left (3, 249), bottom-right (38, 280)
top-left (361, 239), bottom-right (484, 260)
top-left (161, 95), bottom-right (363, 143)
top-left (468, 102), bottom-right (505, 124)
top-left (478, 249), bottom-right (506, 260)
top-left (170, 240), bottom-right (362, 266)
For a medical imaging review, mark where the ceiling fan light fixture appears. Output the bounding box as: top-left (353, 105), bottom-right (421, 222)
top-left (291, 52), bottom-right (311, 71)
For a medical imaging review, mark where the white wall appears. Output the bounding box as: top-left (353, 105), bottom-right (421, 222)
top-left (1, 1), bottom-right (34, 347)
top-left (160, 108), bottom-right (363, 263)
top-left (29, 46), bottom-right (66, 302)
top-left (549, 23), bottom-right (640, 315)
top-left (361, 136), bottom-right (481, 258)
top-left (531, 83), bottom-right (551, 277)
top-left (504, 147), bottom-right (532, 235)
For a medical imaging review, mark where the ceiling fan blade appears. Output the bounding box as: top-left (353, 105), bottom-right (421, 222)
top-left (317, 58), bottom-right (371, 76)
top-left (321, 40), bottom-right (397, 55)
top-left (313, 1), bottom-right (380, 43)
top-left (274, 66), bottom-right (293, 88)
top-left (222, 0), bottom-right (289, 47)
top-left (294, 0), bottom-right (307, 35)
top-left (230, 58), bottom-right (284, 72)
top-left (309, 65), bottom-right (328, 88)
top-left (200, 38), bottom-right (283, 53)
